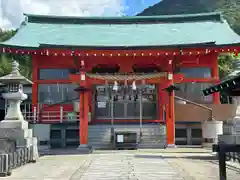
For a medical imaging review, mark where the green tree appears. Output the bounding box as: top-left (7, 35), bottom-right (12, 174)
top-left (138, 0), bottom-right (240, 34)
top-left (0, 29), bottom-right (16, 42)
top-left (218, 53), bottom-right (237, 78)
top-left (0, 29), bottom-right (32, 79)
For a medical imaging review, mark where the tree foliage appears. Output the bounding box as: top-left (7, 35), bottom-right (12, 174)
top-left (0, 29), bottom-right (32, 79)
top-left (138, 0), bottom-right (240, 34)
top-left (218, 53), bottom-right (238, 78)
top-left (0, 29), bottom-right (16, 42)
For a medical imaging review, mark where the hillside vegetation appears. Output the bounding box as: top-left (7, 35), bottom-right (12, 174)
top-left (138, 0), bottom-right (240, 34)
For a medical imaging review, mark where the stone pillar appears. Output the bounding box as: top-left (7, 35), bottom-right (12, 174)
top-left (212, 54), bottom-right (220, 104)
top-left (232, 96), bottom-right (240, 120)
top-left (218, 96), bottom-right (240, 144)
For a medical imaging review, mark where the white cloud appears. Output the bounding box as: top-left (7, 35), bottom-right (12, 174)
top-left (0, 0), bottom-right (126, 30)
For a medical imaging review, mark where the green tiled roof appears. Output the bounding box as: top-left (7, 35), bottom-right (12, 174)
top-left (1, 12), bottom-right (240, 49)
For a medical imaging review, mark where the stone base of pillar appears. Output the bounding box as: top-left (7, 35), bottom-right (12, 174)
top-left (77, 144), bottom-right (93, 154)
top-left (166, 144), bottom-right (176, 148)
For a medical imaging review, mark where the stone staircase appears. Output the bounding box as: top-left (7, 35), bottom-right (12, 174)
top-left (88, 124), bottom-right (166, 149)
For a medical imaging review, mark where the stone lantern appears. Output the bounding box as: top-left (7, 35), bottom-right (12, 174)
top-left (0, 60), bottom-right (38, 160)
top-left (0, 61), bottom-right (32, 122)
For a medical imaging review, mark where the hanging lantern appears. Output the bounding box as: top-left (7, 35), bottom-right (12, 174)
top-left (80, 60), bottom-right (85, 68)
top-left (132, 81), bottom-right (137, 91)
top-left (113, 81), bottom-right (118, 91)
top-left (57, 83), bottom-right (60, 92)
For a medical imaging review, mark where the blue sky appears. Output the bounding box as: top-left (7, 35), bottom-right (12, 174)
top-left (124, 0), bottom-right (160, 15)
top-left (0, 0), bottom-right (161, 29)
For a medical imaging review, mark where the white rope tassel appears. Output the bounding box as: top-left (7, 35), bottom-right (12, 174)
top-left (113, 81), bottom-right (118, 91)
top-left (57, 83), bottom-right (60, 92)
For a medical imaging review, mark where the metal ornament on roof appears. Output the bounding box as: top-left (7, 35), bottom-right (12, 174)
top-left (86, 72), bottom-right (167, 81)
top-left (1, 47), bottom-right (239, 57)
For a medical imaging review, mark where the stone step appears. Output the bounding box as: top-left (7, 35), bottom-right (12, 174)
top-left (138, 143), bottom-right (166, 149)
top-left (89, 124), bottom-right (162, 128)
top-left (88, 135), bottom-right (164, 140)
top-left (88, 139), bottom-right (165, 145)
top-left (88, 124), bottom-right (166, 149)
top-left (89, 127), bottom-right (164, 131)
top-left (88, 140), bottom-right (111, 144)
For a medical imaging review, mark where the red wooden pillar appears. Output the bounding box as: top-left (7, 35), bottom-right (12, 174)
top-left (166, 73), bottom-right (175, 147)
top-left (79, 91), bottom-right (85, 144)
top-left (158, 84), bottom-right (164, 121)
top-left (80, 90), bottom-right (89, 145)
top-left (78, 60), bottom-right (91, 152)
top-left (212, 54), bottom-right (220, 104)
top-left (167, 90), bottom-right (175, 146)
top-left (32, 55), bottom-right (38, 105)
top-left (31, 55), bottom-right (38, 122)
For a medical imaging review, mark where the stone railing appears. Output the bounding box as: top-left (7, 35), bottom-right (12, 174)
top-left (226, 152), bottom-right (240, 164)
top-left (0, 146), bottom-right (35, 177)
top-left (5, 103), bottom-right (80, 123)
top-left (213, 144), bottom-right (240, 180)
top-left (219, 121), bottom-right (240, 165)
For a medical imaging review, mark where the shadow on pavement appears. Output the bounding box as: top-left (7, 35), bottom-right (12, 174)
top-left (165, 155), bottom-right (218, 160)
top-left (39, 148), bottom-right (90, 156)
top-left (140, 151), bottom-right (212, 154)
top-left (134, 154), bottom-right (218, 161)
top-left (134, 154), bottom-right (163, 159)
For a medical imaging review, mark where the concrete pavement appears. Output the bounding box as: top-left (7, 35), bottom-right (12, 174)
top-left (1, 148), bottom-right (240, 180)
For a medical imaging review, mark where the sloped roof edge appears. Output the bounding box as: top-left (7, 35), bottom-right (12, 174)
top-left (23, 12), bottom-right (224, 24)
